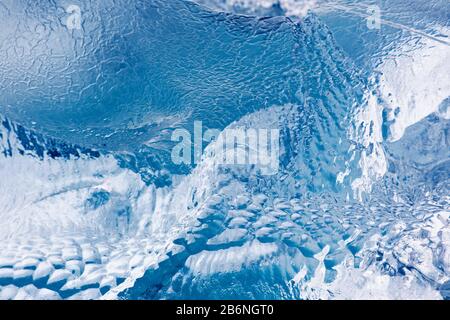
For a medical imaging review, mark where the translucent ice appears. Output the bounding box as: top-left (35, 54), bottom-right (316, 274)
top-left (0, 0), bottom-right (449, 300)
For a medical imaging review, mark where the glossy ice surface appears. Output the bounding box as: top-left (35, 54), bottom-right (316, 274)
top-left (0, 0), bottom-right (449, 299)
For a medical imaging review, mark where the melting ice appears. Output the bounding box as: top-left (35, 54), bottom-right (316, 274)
top-left (0, 0), bottom-right (449, 300)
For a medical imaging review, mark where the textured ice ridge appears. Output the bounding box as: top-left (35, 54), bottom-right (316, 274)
top-left (120, 105), bottom-right (449, 300)
top-left (0, 107), bottom-right (449, 300)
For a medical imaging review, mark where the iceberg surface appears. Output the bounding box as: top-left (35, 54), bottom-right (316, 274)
top-left (0, 0), bottom-right (448, 300)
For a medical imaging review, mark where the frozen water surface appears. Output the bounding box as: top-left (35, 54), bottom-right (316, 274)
top-left (0, 0), bottom-right (449, 299)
